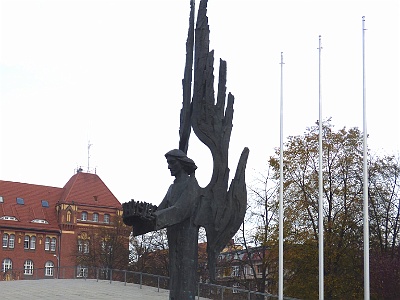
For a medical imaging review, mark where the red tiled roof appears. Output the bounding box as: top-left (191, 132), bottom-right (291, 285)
top-left (0, 180), bottom-right (63, 232)
top-left (0, 172), bottom-right (121, 232)
top-left (59, 172), bottom-right (121, 208)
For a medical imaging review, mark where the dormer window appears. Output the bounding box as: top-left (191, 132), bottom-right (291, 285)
top-left (0, 216), bottom-right (18, 221)
top-left (31, 219), bottom-right (49, 224)
top-left (0, 196), bottom-right (3, 203)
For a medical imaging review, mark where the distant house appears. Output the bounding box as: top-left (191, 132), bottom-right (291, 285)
top-left (0, 171), bottom-right (126, 280)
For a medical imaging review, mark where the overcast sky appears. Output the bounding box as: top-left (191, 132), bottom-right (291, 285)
top-left (1, 0), bottom-right (399, 205)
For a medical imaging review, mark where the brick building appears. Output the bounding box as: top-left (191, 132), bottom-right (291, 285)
top-left (0, 171), bottom-right (125, 279)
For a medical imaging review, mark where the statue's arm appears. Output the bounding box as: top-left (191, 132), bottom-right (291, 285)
top-left (157, 186), bottom-right (171, 211)
top-left (154, 180), bottom-right (197, 229)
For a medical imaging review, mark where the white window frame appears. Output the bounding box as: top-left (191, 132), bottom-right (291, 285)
top-left (104, 214), bottom-right (110, 224)
top-left (233, 283), bottom-right (240, 294)
top-left (45, 237), bottom-right (50, 251)
top-left (24, 260), bottom-right (34, 275)
top-left (24, 235), bottom-right (30, 249)
top-left (2, 258), bottom-right (12, 272)
top-left (78, 240), bottom-right (83, 253)
top-left (45, 261), bottom-right (54, 276)
top-left (30, 236), bottom-right (36, 250)
top-left (83, 240), bottom-right (89, 254)
top-left (50, 237), bottom-right (56, 251)
top-left (9, 234), bottom-right (15, 249)
top-left (248, 265), bottom-right (254, 275)
top-left (76, 266), bottom-right (88, 278)
top-left (81, 211), bottom-right (87, 221)
top-left (92, 213), bottom-right (99, 222)
top-left (231, 265), bottom-right (240, 277)
top-left (2, 233), bottom-right (8, 248)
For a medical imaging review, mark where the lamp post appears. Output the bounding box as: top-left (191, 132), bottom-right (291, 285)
top-left (53, 254), bottom-right (60, 279)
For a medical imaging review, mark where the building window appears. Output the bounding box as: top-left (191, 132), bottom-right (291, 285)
top-left (66, 210), bottom-right (72, 223)
top-left (81, 211), bottom-right (88, 221)
top-left (78, 240), bottom-right (82, 252)
top-left (2, 258), bottom-right (12, 272)
top-left (51, 238), bottom-right (57, 251)
top-left (247, 266), bottom-right (254, 275)
top-left (24, 260), bottom-right (34, 275)
top-left (31, 219), bottom-right (49, 224)
top-left (41, 200), bottom-right (49, 207)
top-left (78, 239), bottom-right (90, 254)
top-left (233, 283), bottom-right (240, 294)
top-left (0, 196), bottom-right (3, 203)
top-left (104, 214), bottom-right (110, 224)
top-left (45, 237), bottom-right (50, 250)
top-left (9, 234), bottom-right (15, 249)
top-left (93, 213), bottom-right (99, 222)
top-left (2, 233), bottom-right (8, 248)
top-left (257, 265), bottom-right (263, 275)
top-left (0, 216), bottom-right (18, 221)
top-left (24, 235), bottom-right (30, 249)
top-left (16, 197), bottom-right (24, 205)
top-left (83, 240), bottom-right (89, 254)
top-left (232, 266), bottom-right (240, 277)
top-left (45, 261), bottom-right (54, 276)
top-left (30, 236), bottom-right (36, 250)
top-left (76, 265), bottom-right (88, 278)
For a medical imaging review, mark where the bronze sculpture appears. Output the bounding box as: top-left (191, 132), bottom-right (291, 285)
top-left (123, 0), bottom-right (249, 298)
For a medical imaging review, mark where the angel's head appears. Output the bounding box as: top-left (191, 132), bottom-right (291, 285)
top-left (165, 149), bottom-right (197, 176)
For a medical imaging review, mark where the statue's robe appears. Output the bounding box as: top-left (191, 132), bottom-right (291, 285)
top-left (154, 174), bottom-right (200, 300)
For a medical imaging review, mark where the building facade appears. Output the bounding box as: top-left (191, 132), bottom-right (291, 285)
top-left (0, 171), bottom-right (126, 280)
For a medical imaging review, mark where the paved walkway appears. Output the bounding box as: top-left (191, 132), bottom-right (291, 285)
top-left (0, 279), bottom-right (209, 299)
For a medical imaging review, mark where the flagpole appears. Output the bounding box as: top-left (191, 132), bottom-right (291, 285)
top-left (362, 15), bottom-right (370, 300)
top-left (279, 51), bottom-right (284, 300)
top-left (318, 35), bottom-right (324, 300)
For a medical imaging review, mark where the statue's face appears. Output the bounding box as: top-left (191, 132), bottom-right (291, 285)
top-left (167, 157), bottom-right (184, 177)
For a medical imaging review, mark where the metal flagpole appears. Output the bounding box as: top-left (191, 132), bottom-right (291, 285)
top-left (279, 51), bottom-right (284, 300)
top-left (318, 35), bottom-right (324, 300)
top-left (362, 15), bottom-right (370, 300)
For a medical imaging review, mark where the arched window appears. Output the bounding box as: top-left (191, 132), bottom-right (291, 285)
top-left (81, 211), bottom-right (88, 221)
top-left (83, 240), bottom-right (89, 254)
top-left (104, 214), bottom-right (110, 224)
top-left (66, 210), bottom-right (72, 223)
top-left (78, 239), bottom-right (83, 253)
top-left (24, 235), bottom-right (30, 249)
top-left (92, 213), bottom-right (99, 222)
top-left (8, 234), bottom-right (15, 249)
top-left (24, 260), bottom-right (34, 275)
top-left (45, 237), bottom-right (50, 250)
top-left (50, 237), bottom-right (56, 251)
top-left (30, 236), bottom-right (36, 249)
top-left (2, 258), bottom-right (12, 272)
top-left (45, 261), bottom-right (54, 276)
top-left (2, 233), bottom-right (8, 248)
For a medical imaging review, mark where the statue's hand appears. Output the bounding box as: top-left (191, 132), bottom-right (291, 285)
top-left (143, 212), bottom-right (156, 221)
top-left (122, 200), bottom-right (157, 225)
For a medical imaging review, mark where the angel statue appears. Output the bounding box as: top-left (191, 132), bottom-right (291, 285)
top-left (123, 1), bottom-right (249, 299)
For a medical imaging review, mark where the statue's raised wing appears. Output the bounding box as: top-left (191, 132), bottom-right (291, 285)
top-left (179, 0), bottom-right (249, 282)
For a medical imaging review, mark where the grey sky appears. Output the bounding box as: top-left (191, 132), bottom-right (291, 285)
top-left (1, 0), bottom-right (399, 204)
